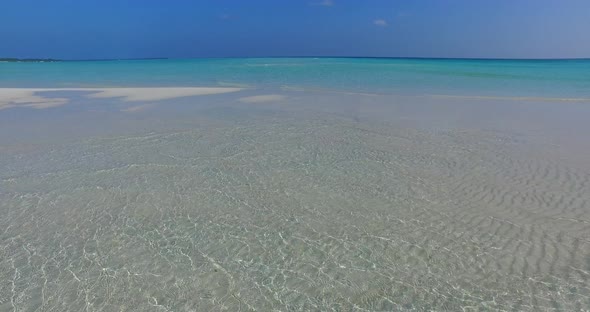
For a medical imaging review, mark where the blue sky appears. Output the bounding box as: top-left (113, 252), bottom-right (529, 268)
top-left (1, 0), bottom-right (589, 59)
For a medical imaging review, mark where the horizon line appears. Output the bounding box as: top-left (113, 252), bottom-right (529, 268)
top-left (3, 56), bottom-right (590, 62)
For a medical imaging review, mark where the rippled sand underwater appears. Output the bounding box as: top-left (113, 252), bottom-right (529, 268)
top-left (1, 89), bottom-right (590, 311)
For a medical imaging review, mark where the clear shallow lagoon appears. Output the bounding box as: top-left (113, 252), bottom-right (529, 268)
top-left (2, 58), bottom-right (590, 97)
top-left (2, 58), bottom-right (590, 311)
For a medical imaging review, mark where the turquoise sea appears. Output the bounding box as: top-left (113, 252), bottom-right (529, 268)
top-left (2, 58), bottom-right (590, 311)
top-left (2, 57), bottom-right (590, 97)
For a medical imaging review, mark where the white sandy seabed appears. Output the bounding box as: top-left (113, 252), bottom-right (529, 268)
top-left (0, 87), bottom-right (245, 110)
top-left (3, 86), bottom-right (590, 311)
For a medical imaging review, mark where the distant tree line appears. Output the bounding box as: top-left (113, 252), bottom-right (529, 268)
top-left (0, 58), bottom-right (61, 62)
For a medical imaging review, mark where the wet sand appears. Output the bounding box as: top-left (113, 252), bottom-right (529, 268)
top-left (1, 89), bottom-right (590, 311)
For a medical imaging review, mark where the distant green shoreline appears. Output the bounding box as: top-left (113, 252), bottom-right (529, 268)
top-left (0, 58), bottom-right (61, 62)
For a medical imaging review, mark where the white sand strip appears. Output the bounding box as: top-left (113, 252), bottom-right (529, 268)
top-left (0, 89), bottom-right (69, 110)
top-left (86, 87), bottom-right (244, 101)
top-left (0, 87), bottom-right (244, 110)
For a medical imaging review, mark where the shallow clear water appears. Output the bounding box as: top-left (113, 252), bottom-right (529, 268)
top-left (2, 58), bottom-right (590, 97)
top-left (1, 59), bottom-right (590, 311)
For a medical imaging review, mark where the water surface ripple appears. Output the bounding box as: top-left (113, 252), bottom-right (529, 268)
top-left (2, 93), bottom-right (590, 311)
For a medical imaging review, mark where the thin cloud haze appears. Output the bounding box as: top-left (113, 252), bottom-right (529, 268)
top-left (311, 0), bottom-right (334, 7)
top-left (374, 19), bottom-right (388, 27)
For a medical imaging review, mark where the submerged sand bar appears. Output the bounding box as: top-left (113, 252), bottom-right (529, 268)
top-left (0, 87), bottom-right (245, 110)
top-left (3, 87), bottom-right (590, 310)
